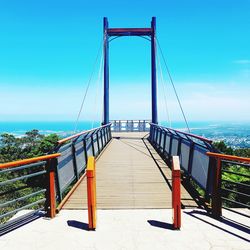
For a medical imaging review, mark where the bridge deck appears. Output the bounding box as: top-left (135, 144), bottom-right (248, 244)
top-left (63, 132), bottom-right (197, 209)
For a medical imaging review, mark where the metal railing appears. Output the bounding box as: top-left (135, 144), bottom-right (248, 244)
top-left (206, 152), bottom-right (250, 218)
top-left (0, 154), bottom-right (60, 235)
top-left (149, 123), bottom-right (216, 200)
top-left (0, 124), bottom-right (112, 234)
top-left (54, 123), bottom-right (112, 203)
top-left (110, 120), bottom-right (150, 132)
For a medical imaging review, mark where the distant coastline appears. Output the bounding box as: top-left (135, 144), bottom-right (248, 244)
top-left (0, 121), bottom-right (249, 148)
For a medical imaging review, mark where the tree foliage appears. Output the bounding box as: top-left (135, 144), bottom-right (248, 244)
top-left (0, 130), bottom-right (60, 223)
top-left (213, 140), bottom-right (250, 208)
top-left (0, 130), bottom-right (60, 163)
top-left (213, 140), bottom-right (250, 157)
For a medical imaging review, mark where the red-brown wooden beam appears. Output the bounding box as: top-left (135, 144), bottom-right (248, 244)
top-left (107, 28), bottom-right (152, 36)
top-left (87, 156), bottom-right (97, 230)
top-left (46, 159), bottom-right (57, 219)
top-left (207, 152), bottom-right (250, 163)
top-left (211, 158), bottom-right (222, 218)
top-left (0, 153), bottom-right (61, 169)
top-left (172, 156), bottom-right (181, 230)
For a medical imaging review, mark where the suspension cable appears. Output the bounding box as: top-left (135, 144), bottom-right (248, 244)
top-left (99, 56), bottom-right (104, 124)
top-left (91, 53), bottom-right (104, 128)
top-left (156, 37), bottom-right (190, 132)
top-left (74, 40), bottom-right (103, 132)
top-left (156, 49), bottom-right (171, 128)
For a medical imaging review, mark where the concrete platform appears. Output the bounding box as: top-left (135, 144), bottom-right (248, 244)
top-left (0, 208), bottom-right (249, 250)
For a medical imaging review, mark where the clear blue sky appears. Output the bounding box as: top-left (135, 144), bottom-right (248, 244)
top-left (0, 0), bottom-right (249, 122)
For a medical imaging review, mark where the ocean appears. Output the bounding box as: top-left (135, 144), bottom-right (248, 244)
top-left (0, 121), bottom-right (249, 148)
top-left (0, 121), bottom-right (100, 137)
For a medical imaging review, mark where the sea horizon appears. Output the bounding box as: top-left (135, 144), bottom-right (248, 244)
top-left (0, 120), bottom-right (249, 148)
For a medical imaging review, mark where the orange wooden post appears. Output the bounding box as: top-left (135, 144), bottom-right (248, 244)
top-left (172, 156), bottom-right (181, 229)
top-left (46, 159), bottom-right (56, 218)
top-left (87, 156), bottom-right (97, 230)
top-left (212, 158), bottom-right (222, 218)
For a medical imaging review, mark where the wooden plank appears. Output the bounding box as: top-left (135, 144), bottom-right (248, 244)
top-left (63, 132), bottom-right (197, 209)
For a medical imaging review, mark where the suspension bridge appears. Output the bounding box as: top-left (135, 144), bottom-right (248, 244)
top-left (0, 17), bottom-right (249, 250)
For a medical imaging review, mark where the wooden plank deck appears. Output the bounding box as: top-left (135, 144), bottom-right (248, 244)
top-left (63, 132), bottom-right (197, 209)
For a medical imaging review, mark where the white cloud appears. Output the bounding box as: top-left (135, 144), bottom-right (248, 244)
top-left (233, 59), bottom-right (250, 65)
top-left (157, 81), bottom-right (250, 122)
top-left (1, 80), bottom-right (250, 122)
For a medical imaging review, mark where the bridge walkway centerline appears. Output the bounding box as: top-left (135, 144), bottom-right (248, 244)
top-left (63, 132), bottom-right (197, 209)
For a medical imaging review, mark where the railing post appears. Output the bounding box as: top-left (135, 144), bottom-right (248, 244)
top-left (155, 128), bottom-right (159, 146)
top-left (169, 134), bottom-right (173, 160)
top-left (162, 130), bottom-right (167, 155)
top-left (177, 137), bottom-right (182, 157)
top-left (105, 127), bottom-right (109, 142)
top-left (100, 129), bottom-right (104, 149)
top-left (96, 131), bottom-right (100, 155)
top-left (187, 142), bottom-right (194, 176)
top-left (71, 143), bottom-right (79, 181)
top-left (91, 134), bottom-right (95, 156)
top-left (172, 156), bottom-right (181, 229)
top-left (83, 138), bottom-right (88, 166)
top-left (108, 125), bottom-right (112, 141)
top-left (154, 126), bottom-right (157, 141)
top-left (87, 156), bottom-right (97, 230)
top-left (212, 158), bottom-right (222, 218)
top-left (159, 128), bottom-right (162, 151)
top-left (46, 158), bottom-right (57, 218)
top-left (103, 129), bottom-right (107, 145)
top-left (149, 125), bottom-right (153, 141)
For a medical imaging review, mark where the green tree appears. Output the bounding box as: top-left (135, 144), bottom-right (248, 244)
top-left (234, 148), bottom-right (250, 158)
top-left (0, 130), bottom-right (60, 223)
top-left (213, 140), bottom-right (250, 208)
top-left (213, 141), bottom-right (234, 155)
top-left (37, 134), bottom-right (60, 155)
top-left (0, 134), bottom-right (22, 162)
top-left (0, 130), bottom-right (60, 163)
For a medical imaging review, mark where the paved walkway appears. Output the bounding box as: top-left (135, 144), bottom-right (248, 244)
top-left (1, 209), bottom-right (249, 250)
top-left (63, 132), bottom-right (196, 209)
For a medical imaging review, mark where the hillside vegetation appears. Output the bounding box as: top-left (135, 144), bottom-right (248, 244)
top-left (0, 130), bottom-right (60, 223)
top-left (0, 130), bottom-right (59, 163)
top-left (213, 141), bottom-right (250, 208)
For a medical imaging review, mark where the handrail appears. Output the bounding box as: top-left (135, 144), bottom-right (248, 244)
top-left (150, 123), bottom-right (213, 144)
top-left (58, 123), bottom-right (112, 145)
top-left (149, 122), bottom-right (216, 203)
top-left (206, 152), bottom-right (250, 163)
top-left (54, 123), bottom-right (112, 203)
top-left (0, 153), bottom-right (61, 169)
top-left (168, 128), bottom-right (213, 144)
top-left (206, 151), bottom-right (250, 218)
